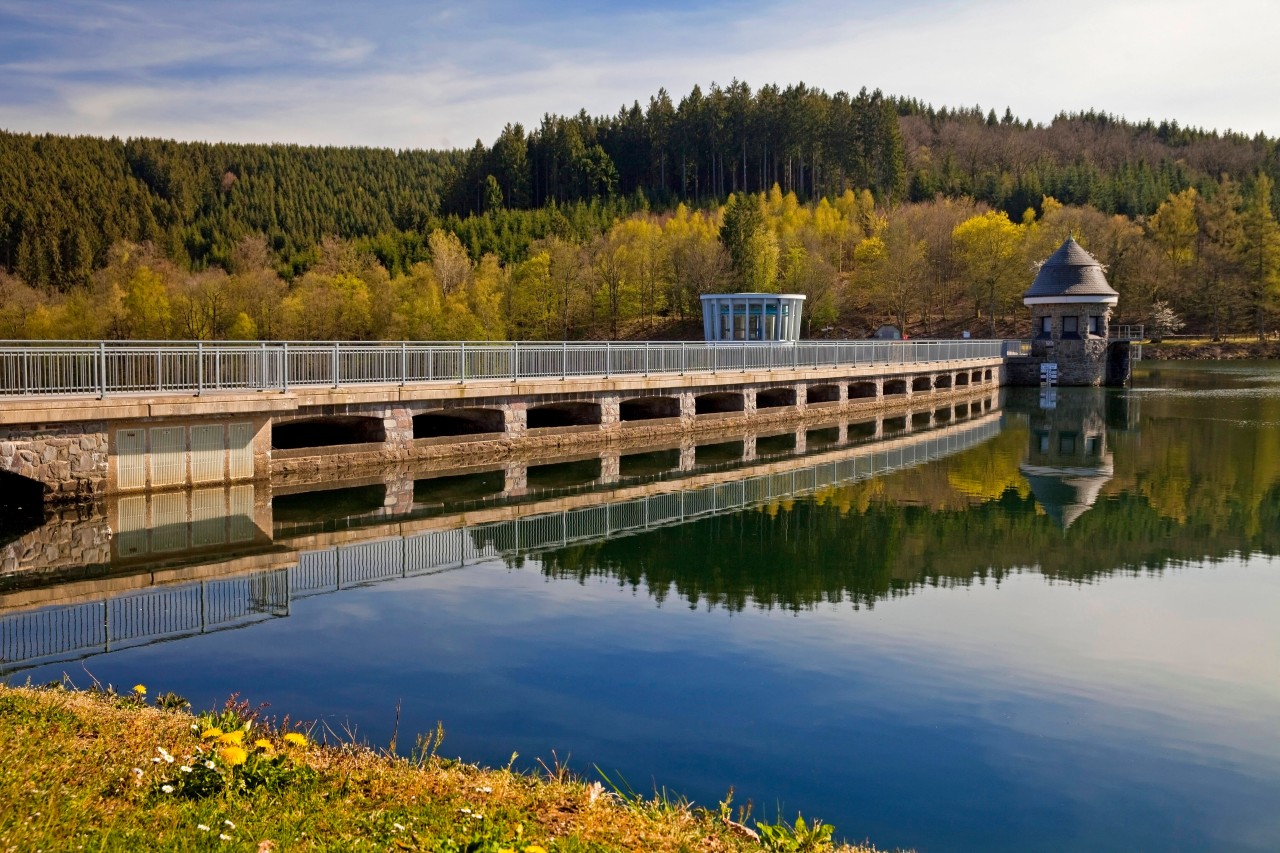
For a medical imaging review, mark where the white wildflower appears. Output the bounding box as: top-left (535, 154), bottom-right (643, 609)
top-left (161, 785), bottom-right (174, 794)
top-left (393, 823), bottom-right (405, 831)
top-left (224, 820), bottom-right (235, 829)
top-left (197, 824), bottom-right (210, 832)
top-left (219, 833), bottom-right (231, 841)
top-left (180, 766), bottom-right (192, 773)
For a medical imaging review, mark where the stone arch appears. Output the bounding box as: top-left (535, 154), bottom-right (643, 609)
top-left (272, 416), bottom-right (386, 450)
top-left (527, 402), bottom-right (602, 429)
top-left (806, 384), bottom-right (840, 405)
top-left (695, 392), bottom-right (745, 415)
top-left (883, 379), bottom-right (907, 396)
top-left (849, 381), bottom-right (878, 399)
top-left (955, 372), bottom-right (970, 387)
top-left (934, 374), bottom-right (952, 389)
top-left (912, 376), bottom-right (933, 392)
top-left (620, 396), bottom-right (681, 422)
top-left (413, 408), bottom-right (505, 439)
top-left (756, 387), bottom-right (797, 409)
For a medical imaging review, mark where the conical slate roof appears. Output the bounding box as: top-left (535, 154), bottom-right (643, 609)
top-left (1024, 237), bottom-right (1118, 300)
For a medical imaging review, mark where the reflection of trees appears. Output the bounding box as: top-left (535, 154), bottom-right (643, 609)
top-left (535, 378), bottom-right (1280, 612)
top-left (537, 482), bottom-right (1280, 613)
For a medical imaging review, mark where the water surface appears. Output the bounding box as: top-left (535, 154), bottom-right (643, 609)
top-left (3, 364), bottom-right (1279, 852)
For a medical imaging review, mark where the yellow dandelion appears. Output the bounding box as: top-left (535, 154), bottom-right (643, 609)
top-left (218, 745), bottom-right (248, 766)
top-left (254, 738), bottom-right (275, 752)
top-left (131, 684), bottom-right (146, 695)
top-left (283, 732), bottom-right (308, 746)
top-left (523, 846), bottom-right (548, 853)
top-left (217, 730), bottom-right (246, 745)
top-left (200, 727), bottom-right (224, 740)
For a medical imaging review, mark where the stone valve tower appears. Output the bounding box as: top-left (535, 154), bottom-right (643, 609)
top-left (1011, 237), bottom-right (1133, 386)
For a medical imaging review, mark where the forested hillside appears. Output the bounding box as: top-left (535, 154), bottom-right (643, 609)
top-left (2, 81), bottom-right (1278, 340)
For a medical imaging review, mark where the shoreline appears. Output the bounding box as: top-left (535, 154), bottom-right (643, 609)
top-left (0, 683), bottom-right (889, 852)
top-left (1139, 340), bottom-right (1280, 360)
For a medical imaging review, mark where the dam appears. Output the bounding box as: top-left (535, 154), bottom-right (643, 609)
top-left (0, 338), bottom-right (1008, 504)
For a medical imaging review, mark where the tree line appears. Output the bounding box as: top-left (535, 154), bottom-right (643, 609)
top-left (1, 80), bottom-right (1278, 338)
top-left (3, 177), bottom-right (1277, 341)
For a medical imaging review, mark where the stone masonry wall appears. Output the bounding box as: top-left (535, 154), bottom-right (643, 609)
top-left (2, 422), bottom-right (109, 500)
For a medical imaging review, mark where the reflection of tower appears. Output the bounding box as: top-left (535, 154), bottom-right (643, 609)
top-left (1019, 387), bottom-right (1114, 528)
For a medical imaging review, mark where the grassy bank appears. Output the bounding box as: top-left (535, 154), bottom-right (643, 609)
top-left (0, 684), bottom-right (887, 852)
top-left (1141, 338), bottom-right (1280, 360)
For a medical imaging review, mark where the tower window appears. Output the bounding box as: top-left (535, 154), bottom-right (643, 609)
top-left (1062, 316), bottom-right (1079, 335)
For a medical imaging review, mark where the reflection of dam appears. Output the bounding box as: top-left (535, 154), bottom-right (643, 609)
top-left (1, 409), bottom-right (1001, 674)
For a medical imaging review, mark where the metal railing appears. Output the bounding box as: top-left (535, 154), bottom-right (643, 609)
top-left (0, 339), bottom-right (1008, 398)
top-left (1110, 325), bottom-right (1145, 341)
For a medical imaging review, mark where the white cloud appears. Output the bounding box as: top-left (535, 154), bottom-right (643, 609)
top-left (1, 0), bottom-right (1276, 146)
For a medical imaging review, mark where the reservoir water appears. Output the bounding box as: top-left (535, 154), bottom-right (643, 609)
top-left (3, 362), bottom-right (1278, 852)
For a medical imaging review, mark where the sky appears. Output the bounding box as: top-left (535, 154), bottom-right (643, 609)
top-left (1, 0), bottom-right (1277, 150)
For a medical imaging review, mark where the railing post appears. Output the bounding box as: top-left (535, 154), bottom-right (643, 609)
top-left (605, 342), bottom-right (611, 378)
top-left (214, 347), bottom-right (221, 389)
top-left (562, 341), bottom-right (567, 380)
top-left (332, 342), bottom-right (340, 388)
top-left (512, 341), bottom-right (518, 382)
top-left (644, 341), bottom-right (649, 377)
top-left (282, 342), bottom-right (289, 392)
top-left (681, 341), bottom-right (686, 375)
top-left (400, 341), bottom-right (407, 386)
top-left (196, 341), bottom-right (204, 396)
top-left (98, 341), bottom-right (106, 399)
top-left (259, 342), bottom-right (267, 391)
top-left (155, 348), bottom-right (162, 392)
top-left (459, 341), bottom-right (466, 384)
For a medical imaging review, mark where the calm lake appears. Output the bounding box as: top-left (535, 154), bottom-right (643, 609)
top-left (3, 362), bottom-right (1278, 852)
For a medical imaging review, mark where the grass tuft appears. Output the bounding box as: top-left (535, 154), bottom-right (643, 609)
top-left (0, 683), bottom-right (896, 852)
